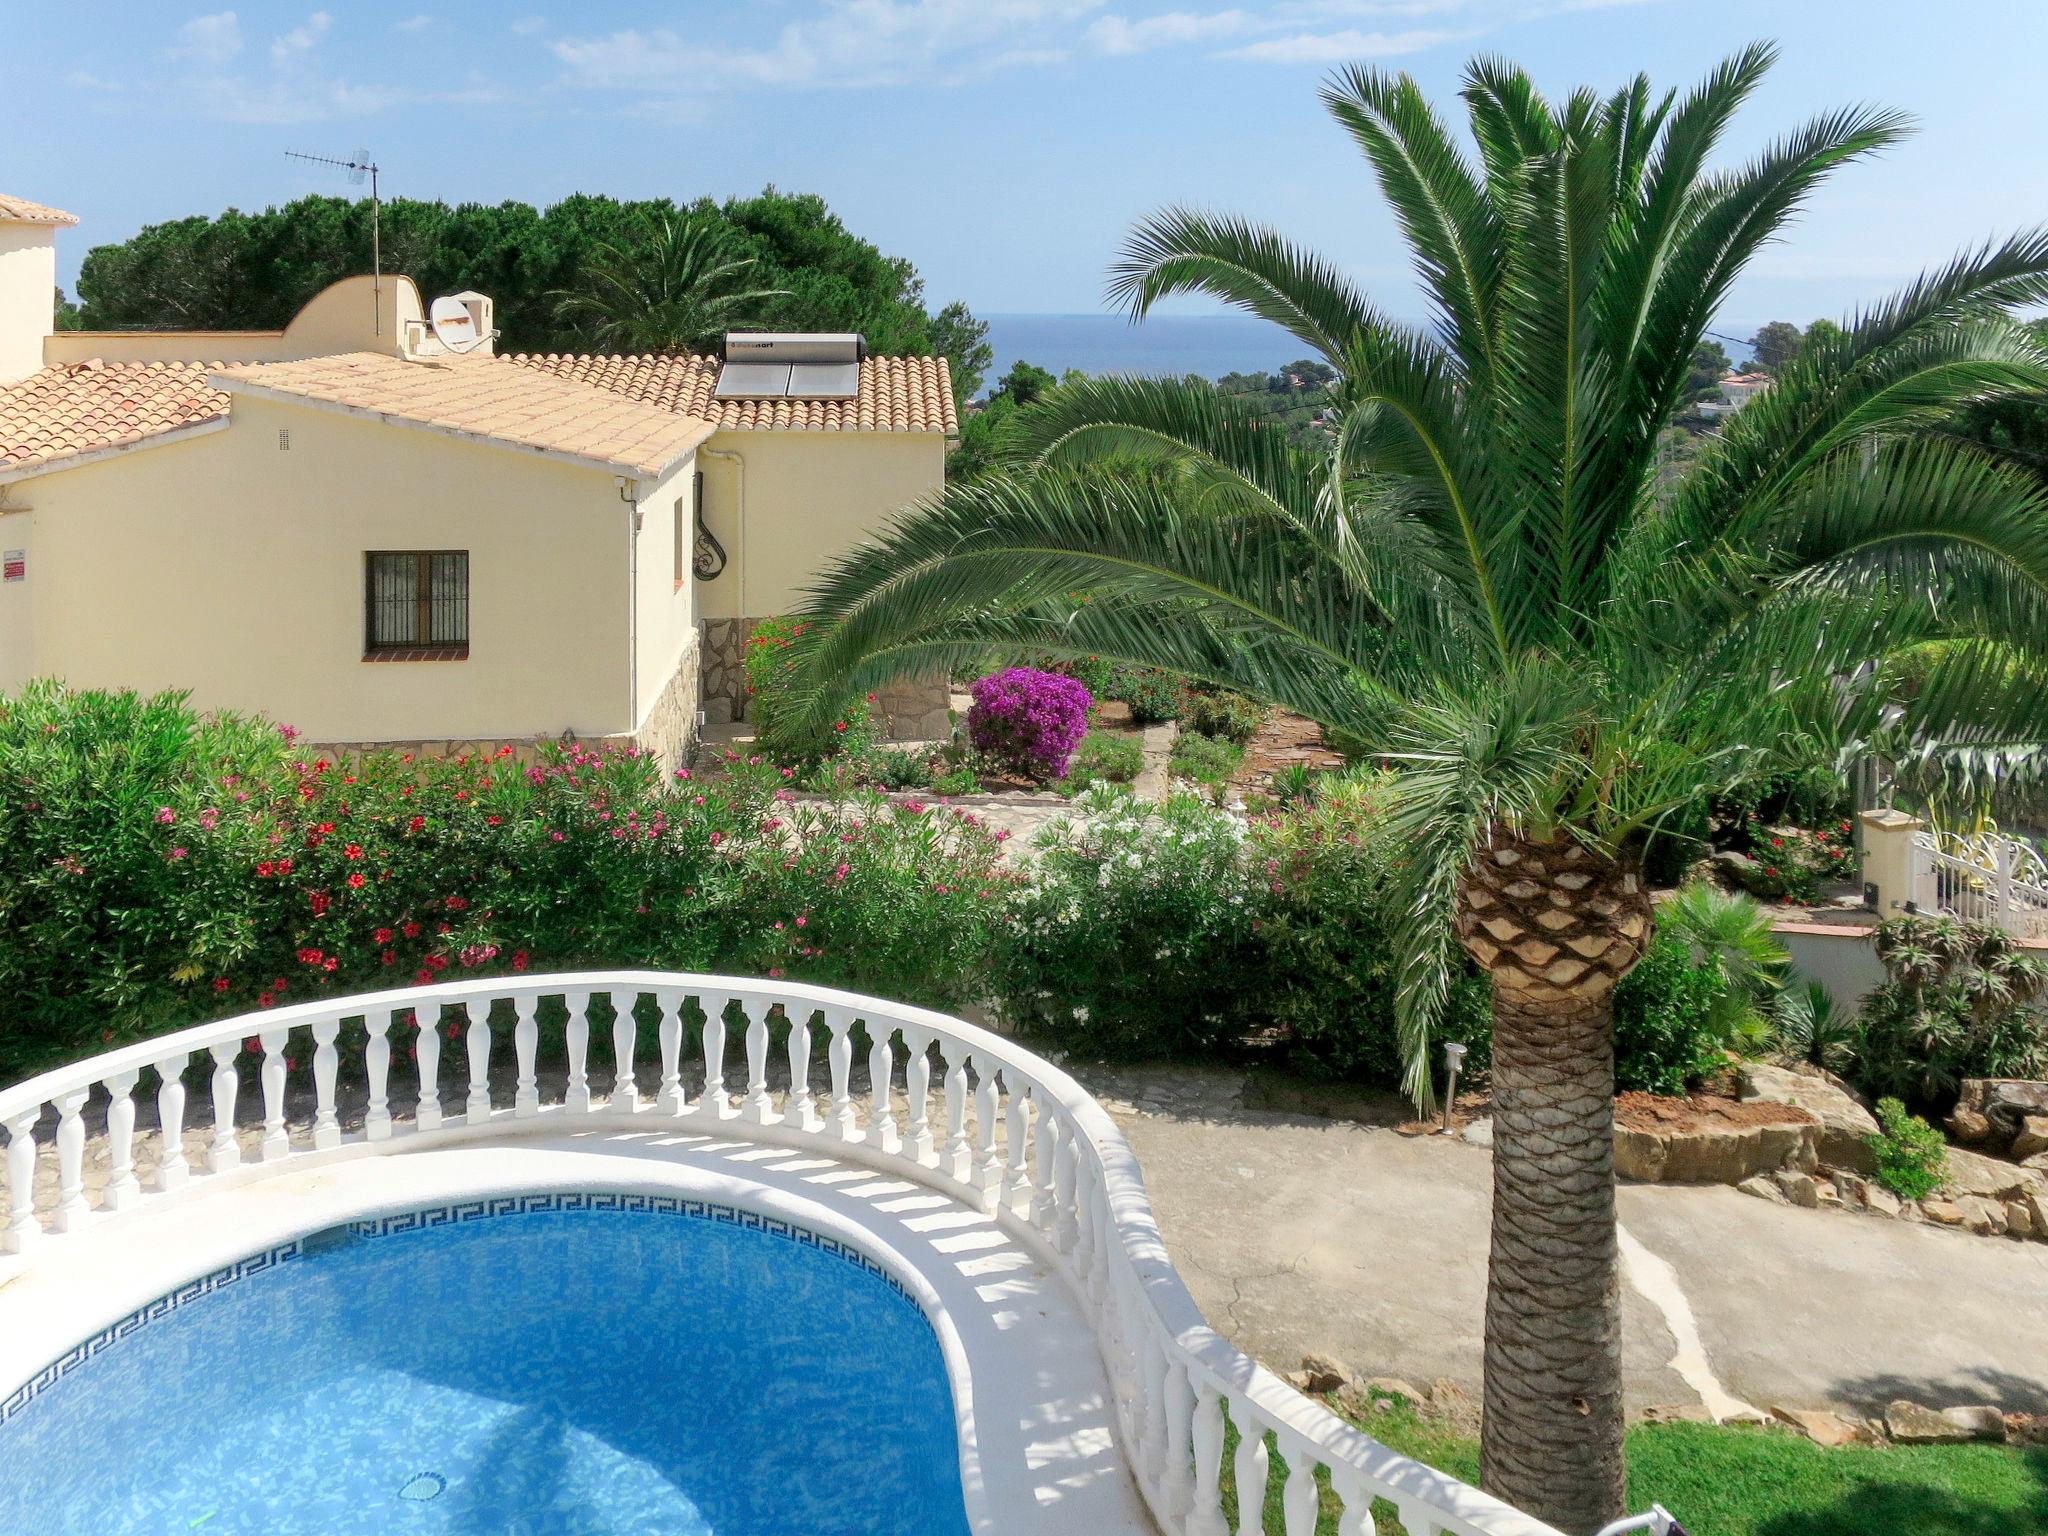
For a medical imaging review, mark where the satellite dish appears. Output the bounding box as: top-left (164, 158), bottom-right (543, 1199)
top-left (428, 295), bottom-right (485, 354)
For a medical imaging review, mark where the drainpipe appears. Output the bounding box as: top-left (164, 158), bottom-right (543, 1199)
top-left (618, 477), bottom-right (643, 738)
top-left (700, 447), bottom-right (747, 705)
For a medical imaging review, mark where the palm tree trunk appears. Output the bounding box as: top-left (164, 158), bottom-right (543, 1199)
top-left (1456, 831), bottom-right (1652, 1536)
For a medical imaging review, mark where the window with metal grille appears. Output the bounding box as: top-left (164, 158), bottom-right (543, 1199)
top-left (364, 551), bottom-right (468, 658)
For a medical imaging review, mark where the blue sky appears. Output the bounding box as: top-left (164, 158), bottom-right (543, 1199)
top-left (8, 1), bottom-right (2046, 332)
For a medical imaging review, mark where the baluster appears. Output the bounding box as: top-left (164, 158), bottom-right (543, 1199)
top-left (2, 1112), bottom-right (38, 1252)
top-left (974, 1061), bottom-right (1002, 1209)
top-left (1085, 1180), bottom-right (1111, 1308)
top-left (942, 1047), bottom-right (971, 1183)
top-left (1031, 1092), bottom-right (1059, 1233)
top-left (1281, 1451), bottom-right (1319, 1536)
top-left (742, 1001), bottom-right (773, 1124)
top-left (827, 1009), bottom-right (857, 1140)
top-left (154, 1053), bottom-right (190, 1189)
top-left (311, 1020), bottom-right (341, 1150)
top-left (564, 990), bottom-right (591, 1115)
top-left (611, 991), bottom-right (639, 1113)
top-left (1052, 1121), bottom-right (1078, 1251)
top-left (867, 1026), bottom-right (899, 1153)
top-left (1138, 1330), bottom-right (1170, 1492)
top-left (1004, 1076), bottom-right (1032, 1215)
top-left (415, 1009), bottom-right (443, 1132)
top-left (1190, 1382), bottom-right (1229, 1536)
top-left (514, 997), bottom-right (540, 1117)
top-left (465, 999), bottom-right (494, 1123)
top-left (786, 1008), bottom-right (817, 1131)
top-left (1162, 1359), bottom-right (1196, 1525)
top-left (259, 1030), bottom-right (289, 1161)
top-left (656, 992), bottom-right (685, 1115)
top-left (701, 999), bottom-right (729, 1118)
top-left (364, 1013), bottom-right (393, 1141)
top-left (207, 1041), bottom-right (240, 1171)
top-left (904, 1029), bottom-right (934, 1163)
top-left (1332, 1472), bottom-right (1377, 1536)
top-left (104, 1071), bottom-right (142, 1210)
top-left (52, 1088), bottom-right (89, 1231)
top-left (1228, 1397), bottom-right (1269, 1536)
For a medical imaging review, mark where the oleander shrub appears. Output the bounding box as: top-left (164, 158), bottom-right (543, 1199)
top-left (1168, 730), bottom-right (1242, 794)
top-left (863, 747), bottom-right (934, 790)
top-left (0, 685), bottom-right (1004, 1081)
top-left (1114, 667), bottom-right (1190, 725)
top-left (966, 667), bottom-right (1092, 781)
top-left (744, 615), bottom-right (874, 761)
top-left (995, 787), bottom-right (1262, 1056)
top-left (1867, 1096), bottom-right (1948, 1201)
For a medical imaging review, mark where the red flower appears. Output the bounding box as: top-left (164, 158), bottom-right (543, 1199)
top-left (416, 969), bottom-right (434, 985)
top-left (212, 977), bottom-right (231, 993)
top-left (256, 860), bottom-right (275, 878)
top-left (322, 956), bottom-right (338, 972)
top-left (445, 896), bottom-right (469, 912)
top-left (408, 816), bottom-right (426, 834)
top-left (511, 950), bottom-right (529, 972)
top-left (374, 927), bottom-right (394, 944)
top-left (258, 994), bottom-right (276, 1010)
top-left (381, 949), bottom-right (397, 965)
top-left (402, 921), bottom-right (421, 939)
top-left (347, 872), bottom-right (367, 889)
top-left (344, 843), bottom-right (364, 860)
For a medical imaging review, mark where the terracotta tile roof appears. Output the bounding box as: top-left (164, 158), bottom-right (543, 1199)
top-left (0, 194), bottom-right (79, 226)
top-left (505, 351), bottom-right (959, 435)
top-left (210, 352), bottom-right (717, 480)
top-left (0, 361), bottom-right (228, 477)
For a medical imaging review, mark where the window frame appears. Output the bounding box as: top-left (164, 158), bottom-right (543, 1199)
top-left (363, 549), bottom-right (470, 662)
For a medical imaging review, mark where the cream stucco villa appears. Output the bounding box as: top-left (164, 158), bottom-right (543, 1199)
top-left (0, 194), bottom-right (958, 768)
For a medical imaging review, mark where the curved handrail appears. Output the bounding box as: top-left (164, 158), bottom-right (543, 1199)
top-left (0, 972), bottom-right (1563, 1536)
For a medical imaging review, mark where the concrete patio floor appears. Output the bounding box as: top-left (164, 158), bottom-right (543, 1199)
top-left (1084, 1064), bottom-right (2048, 1421)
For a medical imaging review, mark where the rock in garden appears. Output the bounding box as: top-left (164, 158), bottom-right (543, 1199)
top-left (1886, 1401), bottom-right (1980, 1443)
top-left (1773, 1170), bottom-right (1821, 1208)
top-left (1920, 1200), bottom-right (1969, 1227)
top-left (2005, 1413), bottom-right (2048, 1447)
top-left (1460, 1117), bottom-right (1494, 1148)
top-left (1864, 1183), bottom-right (1902, 1217)
top-left (1298, 1354), bottom-right (1357, 1394)
top-left (1772, 1406), bottom-right (1875, 1447)
top-left (2012, 1115), bottom-right (2048, 1161)
top-left (1957, 1195), bottom-right (2007, 1236)
top-left (1739, 1063), bottom-right (1879, 1172)
top-left (1947, 1107), bottom-right (1993, 1144)
top-left (1614, 1093), bottom-right (1819, 1184)
top-left (1957, 1079), bottom-right (2048, 1145)
top-left (1939, 1405), bottom-right (2007, 1440)
top-left (1737, 1174), bottom-right (1788, 1204)
top-left (2007, 1200), bottom-right (2035, 1240)
top-left (1360, 1377), bottom-right (1426, 1405)
top-left (1639, 1403), bottom-right (1714, 1424)
top-left (1943, 1147), bottom-right (2044, 1202)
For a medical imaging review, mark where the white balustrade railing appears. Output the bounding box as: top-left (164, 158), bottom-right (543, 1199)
top-left (0, 973), bottom-right (1562, 1536)
top-left (1912, 829), bottom-right (2048, 940)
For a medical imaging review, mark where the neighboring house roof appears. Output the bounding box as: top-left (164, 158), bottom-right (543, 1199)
top-left (1720, 371), bottom-right (1773, 387)
top-left (507, 352), bottom-right (959, 436)
top-left (0, 193), bottom-right (79, 227)
top-left (0, 360), bottom-right (228, 479)
top-left (210, 352), bottom-right (717, 481)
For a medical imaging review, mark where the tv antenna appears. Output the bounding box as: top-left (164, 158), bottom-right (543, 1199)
top-left (285, 148), bottom-right (383, 334)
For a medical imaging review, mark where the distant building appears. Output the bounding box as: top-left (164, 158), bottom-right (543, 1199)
top-left (1697, 370), bottom-right (1774, 419)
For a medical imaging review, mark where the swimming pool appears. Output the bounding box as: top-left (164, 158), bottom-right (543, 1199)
top-left (0, 1195), bottom-right (973, 1536)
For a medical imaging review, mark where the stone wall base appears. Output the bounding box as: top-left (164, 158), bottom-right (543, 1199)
top-left (874, 675), bottom-right (954, 742)
top-left (699, 616), bottom-right (952, 742)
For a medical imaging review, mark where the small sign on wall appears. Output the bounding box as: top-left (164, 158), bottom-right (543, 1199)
top-left (2, 550), bottom-right (21, 582)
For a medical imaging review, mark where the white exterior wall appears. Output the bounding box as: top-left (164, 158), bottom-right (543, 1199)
top-left (633, 457), bottom-right (699, 727)
top-left (16, 396), bottom-right (637, 744)
top-left (0, 224), bottom-right (57, 384)
top-left (694, 430), bottom-right (946, 622)
top-left (0, 507), bottom-right (30, 687)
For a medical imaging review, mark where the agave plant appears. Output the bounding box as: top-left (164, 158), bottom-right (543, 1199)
top-left (549, 210), bottom-right (786, 354)
top-left (780, 47), bottom-right (2048, 1530)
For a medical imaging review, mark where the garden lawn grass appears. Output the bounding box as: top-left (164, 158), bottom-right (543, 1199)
top-left (1220, 1394), bottom-right (2048, 1535)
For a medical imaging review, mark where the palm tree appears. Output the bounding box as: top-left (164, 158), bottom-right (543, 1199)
top-left (777, 47), bottom-right (2048, 1532)
top-left (549, 211), bottom-right (786, 354)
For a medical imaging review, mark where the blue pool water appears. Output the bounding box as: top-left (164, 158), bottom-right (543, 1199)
top-left (0, 1200), bottom-right (972, 1535)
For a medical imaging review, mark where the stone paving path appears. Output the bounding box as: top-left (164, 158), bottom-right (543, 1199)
top-left (1077, 1062), bottom-right (2048, 1421)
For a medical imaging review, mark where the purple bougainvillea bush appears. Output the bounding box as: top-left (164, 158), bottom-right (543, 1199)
top-left (967, 667), bottom-right (1094, 780)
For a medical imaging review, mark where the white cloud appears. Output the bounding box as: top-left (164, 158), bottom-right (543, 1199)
top-left (272, 11), bottom-right (333, 66)
top-left (394, 14), bottom-right (434, 33)
top-left (1222, 25), bottom-right (1461, 62)
top-left (1087, 9), bottom-right (1252, 55)
top-left (510, 16), bottom-right (548, 35)
top-left (554, 0), bottom-right (1101, 92)
top-left (173, 11), bottom-right (243, 64)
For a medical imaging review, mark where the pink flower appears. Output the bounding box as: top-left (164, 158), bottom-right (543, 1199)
top-left (832, 863), bottom-right (850, 882)
top-left (166, 847), bottom-right (188, 860)
top-left (155, 807), bottom-right (176, 825)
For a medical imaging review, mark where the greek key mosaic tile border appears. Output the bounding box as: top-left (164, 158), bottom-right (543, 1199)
top-left (1, 1193), bottom-right (915, 1428)
top-left (0, 1243), bottom-right (303, 1427)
